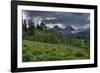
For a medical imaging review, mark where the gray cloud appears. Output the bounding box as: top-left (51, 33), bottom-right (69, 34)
top-left (22, 10), bottom-right (90, 29)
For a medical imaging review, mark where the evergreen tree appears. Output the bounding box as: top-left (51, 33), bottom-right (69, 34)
top-left (23, 20), bottom-right (27, 32)
top-left (28, 20), bottom-right (35, 35)
top-left (37, 24), bottom-right (42, 30)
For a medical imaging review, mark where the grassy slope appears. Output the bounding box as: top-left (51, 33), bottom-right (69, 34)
top-left (22, 40), bottom-right (90, 62)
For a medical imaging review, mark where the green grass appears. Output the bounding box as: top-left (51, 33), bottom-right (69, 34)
top-left (22, 40), bottom-right (90, 62)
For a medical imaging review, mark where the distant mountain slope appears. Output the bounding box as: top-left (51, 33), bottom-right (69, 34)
top-left (48, 25), bottom-right (90, 38)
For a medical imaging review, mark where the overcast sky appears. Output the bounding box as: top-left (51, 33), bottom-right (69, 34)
top-left (22, 10), bottom-right (90, 29)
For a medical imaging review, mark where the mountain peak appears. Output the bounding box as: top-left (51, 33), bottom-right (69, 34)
top-left (53, 25), bottom-right (62, 30)
top-left (65, 26), bottom-right (75, 31)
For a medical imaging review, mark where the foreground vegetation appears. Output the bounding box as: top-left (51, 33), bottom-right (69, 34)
top-left (22, 26), bottom-right (90, 62)
top-left (22, 40), bottom-right (90, 62)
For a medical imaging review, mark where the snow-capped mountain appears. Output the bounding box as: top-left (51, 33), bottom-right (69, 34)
top-left (49, 25), bottom-right (75, 34)
top-left (73, 28), bottom-right (90, 38)
top-left (65, 26), bottom-right (75, 31)
top-left (49, 25), bottom-right (90, 38)
top-left (48, 25), bottom-right (64, 35)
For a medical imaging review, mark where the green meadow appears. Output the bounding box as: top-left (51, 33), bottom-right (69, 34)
top-left (22, 29), bottom-right (90, 62)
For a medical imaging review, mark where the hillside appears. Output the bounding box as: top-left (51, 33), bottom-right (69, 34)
top-left (22, 40), bottom-right (90, 62)
top-left (22, 29), bottom-right (90, 62)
